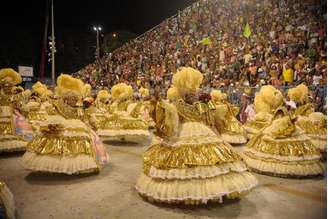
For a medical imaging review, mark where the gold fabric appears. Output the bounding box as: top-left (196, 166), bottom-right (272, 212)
top-left (222, 118), bottom-right (245, 133)
top-left (175, 99), bottom-right (217, 128)
top-left (176, 99), bottom-right (204, 122)
top-left (98, 114), bottom-right (148, 130)
top-left (244, 119), bottom-right (270, 132)
top-left (247, 134), bottom-right (320, 157)
top-left (209, 100), bottom-right (245, 138)
top-left (95, 102), bottom-right (111, 113)
top-left (244, 151), bottom-right (321, 164)
top-left (0, 87), bottom-right (25, 110)
top-left (296, 119), bottom-right (327, 136)
top-left (27, 135), bottom-right (96, 159)
top-left (155, 99), bottom-right (224, 138)
top-left (0, 181), bottom-right (4, 191)
top-left (0, 122), bottom-right (14, 135)
top-left (129, 102), bottom-right (144, 118)
top-left (111, 100), bottom-right (132, 112)
top-left (0, 89), bottom-right (14, 106)
top-left (154, 100), bottom-right (178, 138)
top-left (130, 101), bottom-right (155, 125)
top-left (294, 103), bottom-right (314, 117)
top-left (27, 111), bottom-right (48, 122)
top-left (0, 135), bottom-right (26, 142)
top-left (52, 99), bottom-right (84, 120)
top-left (265, 116), bottom-right (296, 138)
top-left (143, 143), bottom-right (242, 174)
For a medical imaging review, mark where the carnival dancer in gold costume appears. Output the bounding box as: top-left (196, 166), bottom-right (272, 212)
top-left (128, 87), bottom-right (155, 129)
top-left (136, 67), bottom-right (257, 205)
top-left (288, 84), bottom-right (314, 116)
top-left (211, 90), bottom-right (247, 144)
top-left (86, 89), bottom-right (111, 129)
top-left (93, 83), bottom-right (150, 143)
top-left (95, 89), bottom-right (111, 113)
top-left (21, 81), bottom-right (56, 130)
top-left (288, 84), bottom-right (326, 153)
top-left (0, 68), bottom-right (33, 153)
top-left (243, 86), bottom-right (282, 139)
top-left (0, 181), bottom-right (15, 219)
top-left (243, 85), bottom-right (324, 178)
top-left (22, 74), bottom-right (109, 174)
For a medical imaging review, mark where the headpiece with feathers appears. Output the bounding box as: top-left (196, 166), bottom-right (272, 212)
top-left (139, 87), bottom-right (149, 98)
top-left (55, 74), bottom-right (85, 97)
top-left (309, 112), bottom-right (326, 126)
top-left (167, 87), bottom-right (179, 101)
top-left (254, 85), bottom-right (283, 113)
top-left (210, 90), bottom-right (227, 102)
top-left (0, 68), bottom-right (22, 86)
top-left (288, 84), bottom-right (309, 104)
top-left (83, 84), bottom-right (92, 98)
top-left (172, 67), bottom-right (203, 96)
top-left (111, 83), bottom-right (133, 101)
top-left (32, 81), bottom-right (49, 97)
top-left (97, 89), bottom-right (110, 100)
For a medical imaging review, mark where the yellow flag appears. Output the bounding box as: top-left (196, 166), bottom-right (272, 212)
top-left (200, 37), bottom-right (211, 45)
top-left (243, 23), bottom-right (251, 38)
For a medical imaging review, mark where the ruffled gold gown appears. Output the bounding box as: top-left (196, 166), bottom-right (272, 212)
top-left (136, 99), bottom-right (257, 205)
top-left (294, 103), bottom-right (314, 117)
top-left (87, 100), bottom-right (111, 128)
top-left (128, 100), bottom-right (156, 129)
top-left (21, 98), bottom-right (56, 130)
top-left (214, 100), bottom-right (247, 144)
top-left (293, 104), bottom-right (326, 153)
top-left (243, 107), bottom-right (324, 178)
top-left (243, 112), bottom-right (273, 139)
top-left (295, 115), bottom-right (326, 153)
top-left (0, 88), bottom-right (32, 152)
top-left (93, 99), bottom-right (151, 143)
top-left (22, 98), bottom-right (109, 174)
top-left (0, 181), bottom-right (15, 219)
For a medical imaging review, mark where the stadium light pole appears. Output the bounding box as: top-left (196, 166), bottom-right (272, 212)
top-left (93, 26), bottom-right (102, 60)
top-left (51, 0), bottom-right (56, 85)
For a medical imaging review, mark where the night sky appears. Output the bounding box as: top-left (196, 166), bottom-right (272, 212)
top-left (0, 0), bottom-right (196, 77)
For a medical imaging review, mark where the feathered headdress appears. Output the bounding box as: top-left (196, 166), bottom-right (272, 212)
top-left (166, 87), bottom-right (179, 101)
top-left (0, 68), bottom-right (22, 86)
top-left (210, 90), bottom-right (227, 102)
top-left (254, 85), bottom-right (283, 113)
top-left (244, 87), bottom-right (252, 96)
top-left (32, 81), bottom-right (48, 96)
top-left (111, 83), bottom-right (133, 101)
top-left (139, 87), bottom-right (149, 98)
top-left (97, 89), bottom-right (110, 100)
top-left (288, 84), bottom-right (309, 104)
top-left (172, 67), bottom-right (203, 96)
top-left (55, 74), bottom-right (85, 97)
top-left (83, 84), bottom-right (92, 98)
top-left (309, 112), bottom-right (326, 126)
top-left (11, 86), bottom-right (24, 94)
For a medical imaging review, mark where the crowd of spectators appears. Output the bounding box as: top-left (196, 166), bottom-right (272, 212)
top-left (74, 0), bottom-right (327, 111)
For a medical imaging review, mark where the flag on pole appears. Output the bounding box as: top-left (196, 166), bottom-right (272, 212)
top-left (243, 22), bottom-right (251, 38)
